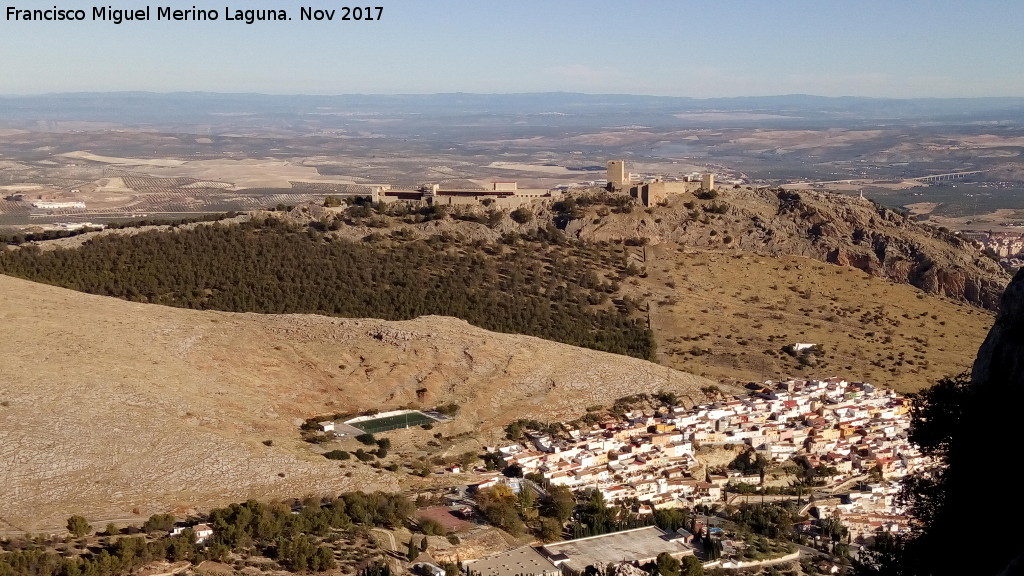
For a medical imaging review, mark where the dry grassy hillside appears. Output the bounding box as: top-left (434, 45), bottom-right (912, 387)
top-left (632, 247), bottom-right (994, 391)
top-left (0, 274), bottom-right (713, 531)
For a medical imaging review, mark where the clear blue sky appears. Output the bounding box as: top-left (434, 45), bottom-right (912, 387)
top-left (2, 0), bottom-right (1022, 97)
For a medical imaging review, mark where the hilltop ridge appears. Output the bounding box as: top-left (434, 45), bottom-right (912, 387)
top-left (265, 185), bottom-right (1009, 310)
top-left (559, 186), bottom-right (1009, 310)
top-left (3, 183), bottom-right (1001, 392)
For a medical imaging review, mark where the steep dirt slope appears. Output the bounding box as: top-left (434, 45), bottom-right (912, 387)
top-left (0, 275), bottom-right (713, 531)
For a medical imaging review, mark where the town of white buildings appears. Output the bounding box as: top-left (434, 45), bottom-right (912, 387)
top-left (485, 377), bottom-right (928, 543)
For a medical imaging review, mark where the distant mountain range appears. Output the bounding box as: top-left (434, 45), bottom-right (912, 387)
top-left (2, 92), bottom-right (1023, 127)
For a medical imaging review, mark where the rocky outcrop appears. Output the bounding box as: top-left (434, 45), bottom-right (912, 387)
top-left (207, 187), bottom-right (1010, 310)
top-left (967, 270), bottom-right (1024, 572)
top-left (909, 268), bottom-right (1024, 575)
top-left (567, 187), bottom-right (1010, 310)
top-left (971, 267), bottom-right (1024, 389)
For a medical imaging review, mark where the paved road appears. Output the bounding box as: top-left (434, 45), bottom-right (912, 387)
top-left (828, 473), bottom-right (870, 495)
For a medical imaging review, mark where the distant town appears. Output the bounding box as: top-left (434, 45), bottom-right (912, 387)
top-left (961, 230), bottom-right (1024, 269)
top-left (457, 375), bottom-right (925, 574)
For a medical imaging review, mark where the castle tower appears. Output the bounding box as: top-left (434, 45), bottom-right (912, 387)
top-left (607, 160), bottom-right (626, 190)
top-left (701, 173), bottom-right (715, 191)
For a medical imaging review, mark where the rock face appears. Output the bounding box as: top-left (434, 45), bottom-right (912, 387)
top-left (969, 272), bottom-right (1024, 573)
top-left (568, 187), bottom-right (1010, 310)
top-left (972, 267), bottom-right (1024, 385)
top-left (918, 268), bottom-right (1024, 575)
top-left (967, 270), bottom-right (1024, 574)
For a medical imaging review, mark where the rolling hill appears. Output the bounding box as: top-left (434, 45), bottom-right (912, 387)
top-left (0, 274), bottom-right (713, 531)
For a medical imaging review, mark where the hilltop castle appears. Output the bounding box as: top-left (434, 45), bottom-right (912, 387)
top-left (607, 160), bottom-right (715, 206)
top-left (360, 160), bottom-right (713, 209)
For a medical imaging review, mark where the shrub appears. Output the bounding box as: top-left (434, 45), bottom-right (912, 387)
top-left (433, 403), bottom-right (460, 416)
top-left (325, 450), bottom-right (351, 460)
top-left (503, 464), bottom-right (524, 478)
top-left (510, 208), bottom-right (533, 224)
top-left (67, 515), bottom-right (92, 537)
top-left (143, 513), bottom-right (176, 533)
top-left (302, 431), bottom-right (332, 444)
top-left (356, 433), bottom-right (376, 445)
top-left (419, 518), bottom-right (445, 536)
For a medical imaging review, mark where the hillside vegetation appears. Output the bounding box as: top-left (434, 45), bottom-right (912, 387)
top-left (2, 187), bottom-right (998, 392)
top-left (0, 185), bottom-right (1002, 531)
top-left (0, 217), bottom-right (654, 360)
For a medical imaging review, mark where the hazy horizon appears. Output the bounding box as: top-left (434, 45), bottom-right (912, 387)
top-left (3, 90), bottom-right (1024, 100)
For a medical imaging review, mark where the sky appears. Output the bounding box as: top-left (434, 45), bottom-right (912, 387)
top-left (1, 0), bottom-right (1023, 98)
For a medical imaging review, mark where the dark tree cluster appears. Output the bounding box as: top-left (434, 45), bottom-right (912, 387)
top-left (568, 490), bottom-right (656, 539)
top-left (551, 193), bottom-right (635, 228)
top-left (0, 227), bottom-right (103, 246)
top-left (474, 483), bottom-right (576, 541)
top-left (727, 502), bottom-right (802, 541)
top-left (0, 213), bottom-right (239, 246)
top-left (728, 449), bottom-right (769, 477)
top-left (0, 219), bottom-right (654, 360)
top-left (0, 491), bottom-right (411, 576)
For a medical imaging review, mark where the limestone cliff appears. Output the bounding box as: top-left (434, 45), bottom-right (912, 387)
top-left (972, 267), bottom-right (1024, 384)
top-left (966, 270), bottom-right (1024, 573)
top-left (956, 268), bottom-right (1024, 573)
top-left (566, 187), bottom-right (1010, 310)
